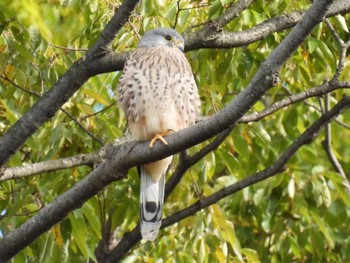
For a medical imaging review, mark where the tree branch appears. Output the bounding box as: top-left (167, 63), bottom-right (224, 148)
top-left (0, 136), bottom-right (130, 182)
top-left (184, 0), bottom-right (350, 50)
top-left (215, 0), bottom-right (254, 27)
top-left (48, 42), bottom-right (88, 52)
top-left (240, 80), bottom-right (350, 123)
top-left (0, 152), bottom-right (98, 182)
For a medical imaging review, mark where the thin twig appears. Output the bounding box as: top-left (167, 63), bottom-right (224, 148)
top-left (304, 100), bottom-right (350, 130)
top-left (0, 136), bottom-right (129, 182)
top-left (215, 0), bottom-right (254, 27)
top-left (240, 81), bottom-right (350, 123)
top-left (61, 108), bottom-right (104, 145)
top-left (322, 94), bottom-right (350, 193)
top-left (0, 74), bottom-right (41, 97)
top-left (324, 19), bottom-right (350, 80)
top-left (173, 0), bottom-right (181, 29)
top-left (127, 20), bottom-right (141, 40)
top-left (48, 42), bottom-right (88, 52)
top-left (79, 102), bottom-right (116, 121)
top-left (324, 19), bottom-right (344, 45)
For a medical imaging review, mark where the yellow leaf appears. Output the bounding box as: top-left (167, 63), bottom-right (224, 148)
top-left (52, 224), bottom-right (63, 249)
top-left (212, 204), bottom-right (242, 260)
top-left (242, 128), bottom-right (251, 145)
top-left (83, 88), bottom-right (109, 105)
top-left (72, 168), bottom-right (79, 179)
top-left (0, 45), bottom-right (6, 52)
top-left (215, 248), bottom-right (226, 263)
top-left (4, 64), bottom-right (15, 83)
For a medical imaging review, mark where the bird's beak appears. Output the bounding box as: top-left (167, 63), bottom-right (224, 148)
top-left (175, 39), bottom-right (184, 52)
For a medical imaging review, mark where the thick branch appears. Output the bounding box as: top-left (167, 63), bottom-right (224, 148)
top-left (184, 0), bottom-right (350, 50)
top-left (215, 0), bottom-right (254, 27)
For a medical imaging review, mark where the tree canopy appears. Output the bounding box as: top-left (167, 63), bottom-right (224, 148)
top-left (0, 0), bottom-right (350, 262)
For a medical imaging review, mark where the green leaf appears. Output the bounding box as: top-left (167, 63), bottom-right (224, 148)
top-left (253, 100), bottom-right (265, 112)
top-left (289, 236), bottom-right (301, 259)
top-left (308, 38), bottom-right (319, 53)
top-left (332, 14), bottom-right (349, 33)
top-left (318, 41), bottom-right (334, 62)
top-left (208, 0), bottom-right (223, 19)
top-left (164, 2), bottom-right (177, 21)
top-left (299, 64), bottom-right (311, 84)
top-left (212, 205), bottom-right (242, 260)
top-left (141, 0), bottom-right (153, 15)
top-left (15, 67), bottom-right (27, 87)
top-left (242, 248), bottom-right (260, 262)
top-left (261, 213), bottom-right (271, 233)
top-left (253, 188), bottom-right (265, 205)
top-left (177, 9), bottom-right (190, 28)
top-left (82, 202), bottom-right (101, 239)
top-left (70, 212), bottom-right (89, 258)
top-left (311, 211), bottom-right (335, 249)
top-left (176, 252), bottom-right (196, 263)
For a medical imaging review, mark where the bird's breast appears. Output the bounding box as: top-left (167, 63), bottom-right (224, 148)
top-left (119, 47), bottom-right (200, 141)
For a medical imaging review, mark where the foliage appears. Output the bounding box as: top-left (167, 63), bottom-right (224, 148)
top-left (0, 0), bottom-right (350, 262)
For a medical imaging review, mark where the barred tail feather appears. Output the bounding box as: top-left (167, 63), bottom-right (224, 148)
top-left (140, 165), bottom-right (165, 241)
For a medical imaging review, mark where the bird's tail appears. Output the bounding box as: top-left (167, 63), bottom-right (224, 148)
top-left (140, 165), bottom-right (166, 241)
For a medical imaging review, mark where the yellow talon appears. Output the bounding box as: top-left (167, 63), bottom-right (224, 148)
top-left (149, 130), bottom-right (175, 148)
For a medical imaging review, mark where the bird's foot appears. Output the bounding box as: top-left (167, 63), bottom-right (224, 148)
top-left (149, 129), bottom-right (175, 148)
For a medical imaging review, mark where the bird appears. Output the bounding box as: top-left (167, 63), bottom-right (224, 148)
top-left (117, 27), bottom-right (200, 241)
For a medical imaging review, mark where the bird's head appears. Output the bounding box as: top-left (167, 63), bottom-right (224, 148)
top-left (137, 27), bottom-right (185, 52)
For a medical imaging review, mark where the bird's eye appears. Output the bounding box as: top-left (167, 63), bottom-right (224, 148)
top-left (164, 35), bottom-right (172, 41)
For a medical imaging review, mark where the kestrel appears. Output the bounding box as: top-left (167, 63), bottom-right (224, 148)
top-left (117, 28), bottom-right (200, 241)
